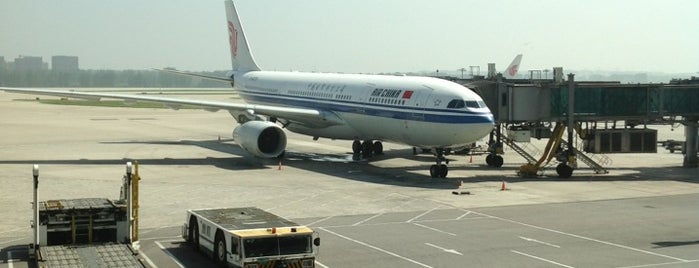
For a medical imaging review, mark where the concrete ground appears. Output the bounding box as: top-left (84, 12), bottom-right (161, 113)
top-left (0, 90), bottom-right (697, 267)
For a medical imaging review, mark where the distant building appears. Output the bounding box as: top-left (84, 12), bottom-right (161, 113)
top-left (14, 56), bottom-right (45, 71)
top-left (52, 55), bottom-right (79, 71)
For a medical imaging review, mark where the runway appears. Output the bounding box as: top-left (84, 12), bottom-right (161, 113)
top-left (1, 91), bottom-right (698, 267)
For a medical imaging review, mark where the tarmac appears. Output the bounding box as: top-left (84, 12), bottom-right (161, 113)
top-left (1, 90), bottom-right (698, 267)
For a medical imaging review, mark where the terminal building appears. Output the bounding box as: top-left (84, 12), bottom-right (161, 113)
top-left (51, 55), bottom-right (79, 71)
top-left (14, 56), bottom-right (47, 70)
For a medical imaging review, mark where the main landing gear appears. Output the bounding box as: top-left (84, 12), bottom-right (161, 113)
top-left (429, 148), bottom-right (449, 178)
top-left (352, 140), bottom-right (383, 160)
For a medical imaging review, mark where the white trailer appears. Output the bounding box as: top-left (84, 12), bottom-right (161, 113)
top-left (183, 207), bottom-right (320, 268)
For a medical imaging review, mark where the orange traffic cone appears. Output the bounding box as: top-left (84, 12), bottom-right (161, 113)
top-left (469, 154), bottom-right (473, 163)
top-left (500, 181), bottom-right (507, 191)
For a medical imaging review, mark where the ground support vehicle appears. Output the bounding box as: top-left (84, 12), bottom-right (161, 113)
top-left (183, 207), bottom-right (320, 268)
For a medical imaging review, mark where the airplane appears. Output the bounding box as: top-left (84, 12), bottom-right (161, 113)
top-left (503, 54), bottom-right (523, 79)
top-left (1, 0), bottom-right (495, 178)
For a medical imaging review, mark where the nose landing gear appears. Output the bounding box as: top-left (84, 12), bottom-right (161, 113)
top-left (429, 148), bottom-right (449, 178)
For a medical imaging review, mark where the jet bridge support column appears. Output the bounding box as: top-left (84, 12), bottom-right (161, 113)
top-left (564, 74), bottom-right (577, 172)
top-left (684, 117), bottom-right (698, 168)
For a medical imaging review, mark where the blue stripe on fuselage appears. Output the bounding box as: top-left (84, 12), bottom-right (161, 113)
top-left (238, 90), bottom-right (494, 124)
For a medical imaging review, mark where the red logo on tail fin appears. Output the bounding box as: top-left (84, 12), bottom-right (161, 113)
top-left (508, 64), bottom-right (518, 77)
top-left (228, 21), bottom-right (238, 57)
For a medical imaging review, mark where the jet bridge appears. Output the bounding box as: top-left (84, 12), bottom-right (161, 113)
top-left (459, 73), bottom-right (699, 177)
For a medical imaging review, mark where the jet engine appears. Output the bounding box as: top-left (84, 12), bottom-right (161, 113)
top-left (232, 121), bottom-right (287, 158)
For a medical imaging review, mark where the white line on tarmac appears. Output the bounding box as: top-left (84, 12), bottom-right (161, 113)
top-left (140, 250), bottom-right (159, 268)
top-left (475, 212), bottom-right (690, 262)
top-left (406, 207), bottom-right (439, 223)
top-left (424, 243), bottom-right (462, 255)
top-left (306, 216), bottom-right (335, 226)
top-left (412, 223), bottom-right (456, 236)
top-left (265, 193), bottom-right (323, 212)
top-left (315, 260), bottom-right (330, 268)
top-left (455, 211), bottom-right (472, 220)
top-left (0, 228), bottom-right (25, 236)
top-left (319, 227), bottom-right (433, 268)
top-left (139, 235), bottom-right (182, 241)
top-left (353, 213), bottom-right (384, 226)
top-left (615, 259), bottom-right (699, 268)
top-left (518, 236), bottom-right (561, 248)
top-left (0, 237), bottom-right (25, 246)
top-left (139, 225), bottom-right (180, 236)
top-left (511, 250), bottom-right (575, 268)
top-left (155, 240), bottom-right (186, 268)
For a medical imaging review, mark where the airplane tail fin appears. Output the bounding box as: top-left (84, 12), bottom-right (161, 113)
top-left (225, 0), bottom-right (261, 72)
top-left (504, 54), bottom-right (523, 79)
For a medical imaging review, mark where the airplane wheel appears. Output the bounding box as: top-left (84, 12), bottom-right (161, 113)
top-left (555, 163), bottom-right (565, 174)
top-left (492, 155), bottom-right (504, 168)
top-left (557, 164), bottom-right (573, 178)
top-left (412, 147), bottom-right (418, 155)
top-left (485, 154), bottom-right (494, 166)
top-left (362, 141), bottom-right (373, 158)
top-left (373, 141), bottom-right (383, 155)
top-left (439, 164), bottom-right (448, 178)
top-left (429, 165), bottom-right (439, 178)
top-left (214, 231), bottom-right (227, 265)
top-left (352, 140), bottom-right (361, 154)
top-left (189, 217), bottom-right (199, 252)
top-left (352, 153), bottom-right (361, 161)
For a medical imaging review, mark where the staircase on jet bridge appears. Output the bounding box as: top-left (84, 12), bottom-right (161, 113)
top-left (560, 139), bottom-right (610, 174)
top-left (502, 134), bottom-right (539, 164)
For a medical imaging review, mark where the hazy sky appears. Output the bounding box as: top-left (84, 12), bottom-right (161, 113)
top-left (2, 0), bottom-right (698, 74)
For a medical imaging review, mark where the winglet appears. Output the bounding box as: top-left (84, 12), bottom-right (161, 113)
top-left (225, 0), bottom-right (261, 72)
top-left (504, 54), bottom-right (523, 79)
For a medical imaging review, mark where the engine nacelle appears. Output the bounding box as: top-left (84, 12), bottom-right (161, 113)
top-left (232, 121), bottom-right (287, 158)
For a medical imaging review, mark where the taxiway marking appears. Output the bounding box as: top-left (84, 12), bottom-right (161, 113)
top-left (511, 250), bottom-right (574, 268)
top-left (320, 227), bottom-right (433, 268)
top-left (519, 236), bottom-right (561, 248)
top-left (424, 243), bottom-right (462, 255)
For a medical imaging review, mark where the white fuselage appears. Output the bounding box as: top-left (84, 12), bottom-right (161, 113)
top-left (235, 71), bottom-right (494, 148)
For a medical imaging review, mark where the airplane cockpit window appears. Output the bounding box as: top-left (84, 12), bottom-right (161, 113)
top-left (447, 99), bottom-right (465, 109)
top-left (448, 99), bottom-right (486, 109)
top-left (465, 101), bottom-right (479, 108)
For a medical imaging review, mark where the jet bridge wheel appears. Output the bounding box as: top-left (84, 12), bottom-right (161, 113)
top-left (486, 154), bottom-right (503, 168)
top-left (556, 163), bottom-right (573, 178)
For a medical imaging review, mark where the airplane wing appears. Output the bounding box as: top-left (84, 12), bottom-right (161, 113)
top-left (1, 87), bottom-right (344, 128)
top-left (153, 68), bottom-right (234, 83)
